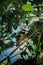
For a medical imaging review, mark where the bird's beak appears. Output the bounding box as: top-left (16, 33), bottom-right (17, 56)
top-left (25, 31), bottom-right (28, 34)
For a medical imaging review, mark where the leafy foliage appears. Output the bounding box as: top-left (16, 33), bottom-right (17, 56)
top-left (0, 0), bottom-right (43, 65)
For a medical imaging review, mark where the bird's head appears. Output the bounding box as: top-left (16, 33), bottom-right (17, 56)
top-left (21, 29), bottom-right (28, 35)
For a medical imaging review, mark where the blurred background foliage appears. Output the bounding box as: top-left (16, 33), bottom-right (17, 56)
top-left (0, 0), bottom-right (43, 65)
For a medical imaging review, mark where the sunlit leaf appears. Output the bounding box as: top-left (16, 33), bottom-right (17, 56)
top-left (1, 63), bottom-right (5, 65)
top-left (22, 4), bottom-right (33, 11)
top-left (4, 40), bottom-right (11, 44)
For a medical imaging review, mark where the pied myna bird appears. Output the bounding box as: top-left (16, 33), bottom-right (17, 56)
top-left (16, 29), bottom-right (28, 46)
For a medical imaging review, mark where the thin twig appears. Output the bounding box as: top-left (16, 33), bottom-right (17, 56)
top-left (36, 31), bottom-right (42, 62)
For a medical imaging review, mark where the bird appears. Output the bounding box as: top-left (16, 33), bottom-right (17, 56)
top-left (16, 29), bottom-right (28, 46)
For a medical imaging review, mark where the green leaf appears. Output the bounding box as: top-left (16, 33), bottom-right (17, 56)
top-left (4, 40), bottom-right (11, 44)
top-left (0, 25), bottom-right (2, 29)
top-left (22, 4), bottom-right (33, 11)
top-left (0, 46), bottom-right (2, 53)
top-left (0, 46), bottom-right (2, 50)
top-left (1, 63), bottom-right (5, 65)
